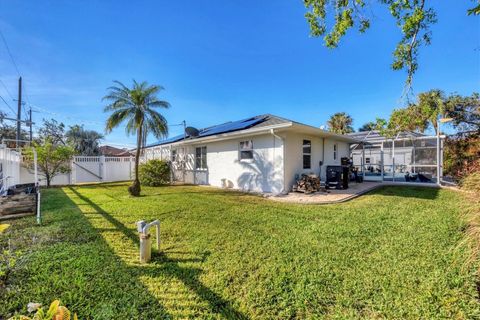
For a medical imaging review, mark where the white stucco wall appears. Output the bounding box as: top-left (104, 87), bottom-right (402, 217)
top-left (146, 130), bottom-right (351, 194)
top-left (199, 134), bottom-right (284, 193)
top-left (283, 132), bottom-right (350, 191)
top-left (157, 133), bottom-right (285, 194)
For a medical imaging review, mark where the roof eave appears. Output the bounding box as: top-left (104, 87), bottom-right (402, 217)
top-left (288, 123), bottom-right (361, 143)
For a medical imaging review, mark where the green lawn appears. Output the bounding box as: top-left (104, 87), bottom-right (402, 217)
top-left (1, 183), bottom-right (479, 319)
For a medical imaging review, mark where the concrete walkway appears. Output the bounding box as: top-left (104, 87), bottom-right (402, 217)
top-left (270, 181), bottom-right (442, 204)
top-left (269, 181), bottom-right (381, 204)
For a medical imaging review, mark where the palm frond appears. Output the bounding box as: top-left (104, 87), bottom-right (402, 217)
top-left (145, 109), bottom-right (168, 139)
top-left (148, 99), bottom-right (170, 109)
top-left (103, 79), bottom-right (170, 142)
top-left (105, 108), bottom-right (135, 133)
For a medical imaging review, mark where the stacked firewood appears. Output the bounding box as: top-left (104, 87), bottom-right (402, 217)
top-left (292, 174), bottom-right (321, 194)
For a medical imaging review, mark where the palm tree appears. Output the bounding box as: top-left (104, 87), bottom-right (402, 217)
top-left (327, 112), bottom-right (354, 134)
top-left (416, 89), bottom-right (446, 134)
top-left (358, 121), bottom-right (376, 132)
top-left (66, 125), bottom-right (104, 156)
top-left (103, 80), bottom-right (170, 196)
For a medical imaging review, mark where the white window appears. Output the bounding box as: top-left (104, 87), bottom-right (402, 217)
top-left (333, 143), bottom-right (337, 161)
top-left (171, 149), bottom-right (177, 162)
top-left (365, 157), bottom-right (371, 164)
top-left (303, 140), bottom-right (311, 169)
top-left (195, 146), bottom-right (207, 169)
top-left (239, 140), bottom-right (253, 160)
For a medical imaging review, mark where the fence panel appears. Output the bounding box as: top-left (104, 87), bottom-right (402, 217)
top-left (72, 156), bottom-right (103, 184)
top-left (104, 157), bottom-right (133, 182)
top-left (0, 145), bottom-right (21, 193)
top-left (71, 156), bottom-right (134, 184)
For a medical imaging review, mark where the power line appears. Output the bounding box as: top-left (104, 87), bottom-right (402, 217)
top-left (0, 94), bottom-right (16, 115)
top-left (0, 27), bottom-right (21, 76)
top-left (0, 78), bottom-right (14, 100)
top-left (27, 103), bottom-right (104, 126)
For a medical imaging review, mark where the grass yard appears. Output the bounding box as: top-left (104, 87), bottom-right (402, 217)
top-left (1, 183), bottom-right (479, 319)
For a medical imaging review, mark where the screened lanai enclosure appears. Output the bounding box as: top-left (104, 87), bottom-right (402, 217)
top-left (349, 131), bottom-right (443, 184)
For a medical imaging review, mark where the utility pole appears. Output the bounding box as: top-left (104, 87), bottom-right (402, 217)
top-left (29, 106), bottom-right (33, 142)
top-left (16, 76), bottom-right (22, 147)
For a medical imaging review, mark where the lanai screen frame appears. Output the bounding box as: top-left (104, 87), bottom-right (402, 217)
top-left (350, 133), bottom-right (444, 185)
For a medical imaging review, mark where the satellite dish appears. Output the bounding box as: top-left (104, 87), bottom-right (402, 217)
top-left (185, 126), bottom-right (200, 137)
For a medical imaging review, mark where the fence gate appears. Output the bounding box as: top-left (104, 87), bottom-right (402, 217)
top-left (71, 156), bottom-right (133, 184)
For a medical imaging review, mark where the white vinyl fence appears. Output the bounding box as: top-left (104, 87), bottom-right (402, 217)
top-left (72, 156), bottom-right (134, 184)
top-left (0, 145), bottom-right (21, 193)
top-left (19, 155), bottom-right (135, 186)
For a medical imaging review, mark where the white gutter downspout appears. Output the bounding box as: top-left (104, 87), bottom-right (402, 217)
top-left (321, 137), bottom-right (325, 181)
top-left (270, 129), bottom-right (286, 194)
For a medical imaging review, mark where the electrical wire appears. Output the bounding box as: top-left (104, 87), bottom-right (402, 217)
top-left (0, 27), bottom-right (21, 76)
top-left (28, 103), bottom-right (105, 126)
top-left (0, 94), bottom-right (16, 115)
top-left (0, 78), bottom-right (14, 100)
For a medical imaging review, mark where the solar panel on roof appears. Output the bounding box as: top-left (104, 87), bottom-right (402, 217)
top-left (146, 134), bottom-right (184, 147)
top-left (148, 115), bottom-right (269, 147)
top-left (198, 116), bottom-right (267, 137)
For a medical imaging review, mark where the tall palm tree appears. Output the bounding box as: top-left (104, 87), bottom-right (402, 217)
top-left (103, 80), bottom-right (170, 196)
top-left (327, 112), bottom-right (354, 134)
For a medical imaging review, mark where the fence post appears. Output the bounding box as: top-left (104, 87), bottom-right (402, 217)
top-left (70, 158), bottom-right (74, 184)
top-left (129, 156), bottom-right (133, 180)
top-left (100, 156), bottom-right (106, 182)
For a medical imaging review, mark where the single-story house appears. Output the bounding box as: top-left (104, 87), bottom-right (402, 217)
top-left (143, 114), bottom-right (358, 194)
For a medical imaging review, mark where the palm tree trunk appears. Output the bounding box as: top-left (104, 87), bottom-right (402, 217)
top-left (128, 124), bottom-right (143, 196)
top-left (135, 125), bottom-right (143, 181)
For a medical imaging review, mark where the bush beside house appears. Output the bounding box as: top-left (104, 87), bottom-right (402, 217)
top-left (139, 159), bottom-right (170, 186)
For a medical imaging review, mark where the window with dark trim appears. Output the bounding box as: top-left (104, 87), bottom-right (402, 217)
top-left (195, 146), bottom-right (207, 169)
top-left (239, 140), bottom-right (253, 160)
top-left (333, 143), bottom-right (337, 161)
top-left (303, 140), bottom-right (311, 169)
top-left (171, 149), bottom-right (177, 162)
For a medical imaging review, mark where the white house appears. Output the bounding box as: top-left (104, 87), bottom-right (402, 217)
top-left (143, 114), bottom-right (358, 194)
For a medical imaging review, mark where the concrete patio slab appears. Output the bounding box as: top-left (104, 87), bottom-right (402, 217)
top-left (269, 181), bottom-right (383, 204)
top-left (269, 181), bottom-right (442, 204)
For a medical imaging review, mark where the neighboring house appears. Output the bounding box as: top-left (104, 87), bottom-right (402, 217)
top-left (143, 114), bottom-right (357, 194)
top-left (99, 145), bottom-right (134, 157)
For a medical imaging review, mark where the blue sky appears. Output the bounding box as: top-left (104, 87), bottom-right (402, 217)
top-left (0, 1), bottom-right (478, 146)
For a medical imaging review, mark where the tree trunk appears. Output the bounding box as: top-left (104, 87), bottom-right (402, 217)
top-left (128, 124), bottom-right (143, 196)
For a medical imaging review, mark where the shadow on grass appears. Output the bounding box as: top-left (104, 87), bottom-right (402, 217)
top-left (1, 188), bottom-right (172, 319)
top-left (67, 187), bottom-right (249, 319)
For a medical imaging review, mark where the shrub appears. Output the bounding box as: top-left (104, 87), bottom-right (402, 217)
top-left (444, 132), bottom-right (480, 181)
top-left (460, 171), bottom-right (480, 193)
top-left (139, 159), bottom-right (170, 186)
